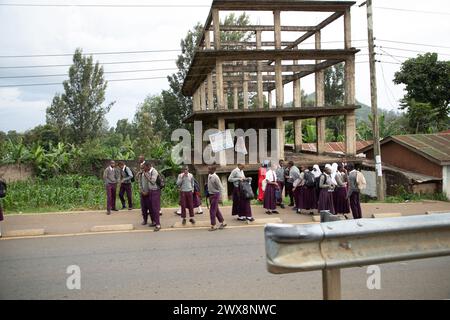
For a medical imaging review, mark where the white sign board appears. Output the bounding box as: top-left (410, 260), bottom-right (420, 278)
top-left (209, 130), bottom-right (234, 153)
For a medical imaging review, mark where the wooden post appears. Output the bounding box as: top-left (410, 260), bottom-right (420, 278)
top-left (256, 31), bottom-right (264, 108)
top-left (344, 8), bottom-right (352, 49)
top-left (205, 30), bottom-right (214, 109)
top-left (276, 116), bottom-right (285, 160)
top-left (274, 10), bottom-right (283, 108)
top-left (365, 0), bottom-right (385, 201)
top-left (322, 268), bottom-right (342, 300)
top-left (193, 90), bottom-right (200, 111)
top-left (315, 31), bottom-right (326, 154)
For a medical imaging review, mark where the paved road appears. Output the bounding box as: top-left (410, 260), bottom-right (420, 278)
top-left (0, 227), bottom-right (449, 300)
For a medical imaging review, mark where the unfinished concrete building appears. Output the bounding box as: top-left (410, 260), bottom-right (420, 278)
top-left (182, 0), bottom-right (361, 196)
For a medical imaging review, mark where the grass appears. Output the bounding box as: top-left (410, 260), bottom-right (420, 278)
top-left (361, 192), bottom-right (448, 203)
top-left (2, 174), bottom-right (182, 214)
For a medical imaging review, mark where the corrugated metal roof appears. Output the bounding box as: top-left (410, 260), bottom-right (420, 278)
top-left (300, 141), bottom-right (372, 154)
top-left (391, 134), bottom-right (450, 165)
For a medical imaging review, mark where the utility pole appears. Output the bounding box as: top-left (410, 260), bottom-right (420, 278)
top-left (361, 0), bottom-right (385, 200)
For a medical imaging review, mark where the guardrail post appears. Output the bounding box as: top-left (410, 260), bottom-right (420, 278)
top-left (322, 268), bottom-right (342, 300)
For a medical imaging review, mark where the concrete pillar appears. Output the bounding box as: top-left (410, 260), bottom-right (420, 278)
top-left (443, 166), bottom-right (450, 200)
top-left (243, 61), bottom-right (249, 109)
top-left (294, 120), bottom-right (303, 153)
top-left (345, 112), bottom-right (356, 156)
top-left (212, 9), bottom-right (221, 50)
top-left (276, 116), bottom-right (285, 160)
top-left (256, 31), bottom-right (264, 109)
top-left (205, 30), bottom-right (215, 110)
top-left (216, 59), bottom-right (225, 109)
top-left (220, 174), bottom-right (229, 201)
top-left (268, 91), bottom-right (273, 109)
top-left (200, 83), bottom-right (207, 110)
top-left (218, 117), bottom-right (226, 166)
top-left (233, 83), bottom-right (239, 110)
top-left (315, 31), bottom-right (326, 155)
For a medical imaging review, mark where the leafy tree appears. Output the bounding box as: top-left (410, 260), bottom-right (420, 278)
top-left (393, 53), bottom-right (450, 133)
top-left (114, 119), bottom-right (137, 140)
top-left (46, 48), bottom-right (115, 144)
top-left (46, 94), bottom-right (68, 139)
top-left (324, 63), bottom-right (345, 141)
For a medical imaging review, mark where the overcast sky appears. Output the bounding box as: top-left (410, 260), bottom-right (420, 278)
top-left (0, 0), bottom-right (449, 133)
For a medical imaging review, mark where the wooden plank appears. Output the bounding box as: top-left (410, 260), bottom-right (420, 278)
top-left (214, 25), bottom-right (316, 32)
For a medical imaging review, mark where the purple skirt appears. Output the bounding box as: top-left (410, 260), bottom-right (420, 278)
top-left (303, 186), bottom-right (318, 210)
top-left (294, 187), bottom-right (304, 209)
top-left (263, 184), bottom-right (277, 210)
top-left (334, 186), bottom-right (350, 214)
top-left (318, 188), bottom-right (335, 214)
top-left (232, 186), bottom-right (252, 216)
top-left (193, 192), bottom-right (201, 208)
top-left (0, 203), bottom-right (4, 221)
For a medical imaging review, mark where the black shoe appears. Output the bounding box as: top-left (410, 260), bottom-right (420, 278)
top-left (280, 204), bottom-right (285, 209)
top-left (154, 225), bottom-right (161, 232)
top-left (149, 223), bottom-right (157, 227)
top-left (160, 212), bottom-right (163, 216)
top-left (272, 210), bottom-right (279, 214)
top-left (141, 221), bottom-right (147, 225)
top-left (196, 211), bottom-right (204, 215)
top-left (121, 206), bottom-right (126, 210)
top-left (106, 210), bottom-right (111, 215)
top-left (182, 218), bottom-right (187, 225)
top-left (189, 218), bottom-right (196, 224)
top-left (112, 209), bottom-right (119, 212)
top-left (265, 211), bottom-right (272, 215)
top-left (246, 217), bottom-right (255, 222)
top-left (309, 211), bottom-right (314, 215)
top-left (237, 216), bottom-right (246, 221)
top-left (128, 207), bottom-right (133, 211)
top-left (288, 203), bottom-right (294, 207)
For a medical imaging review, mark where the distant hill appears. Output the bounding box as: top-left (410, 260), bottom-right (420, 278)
top-left (284, 93), bottom-right (376, 122)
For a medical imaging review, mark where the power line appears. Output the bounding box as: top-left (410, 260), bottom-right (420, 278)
top-left (0, 68), bottom-right (178, 79)
top-left (0, 49), bottom-right (181, 59)
top-left (0, 3), bottom-right (210, 8)
top-left (378, 46), bottom-right (450, 57)
top-left (0, 76), bottom-right (169, 88)
top-left (377, 39), bottom-right (450, 50)
top-left (0, 59), bottom-right (177, 69)
top-left (374, 6), bottom-right (450, 16)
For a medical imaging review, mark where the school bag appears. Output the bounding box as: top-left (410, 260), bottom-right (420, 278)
top-left (356, 171), bottom-right (367, 191)
top-left (125, 167), bottom-right (135, 183)
top-left (156, 173), bottom-right (165, 189)
top-left (193, 179), bottom-right (200, 193)
top-left (240, 180), bottom-right (255, 200)
top-left (0, 180), bottom-right (6, 198)
top-left (304, 171), bottom-right (316, 188)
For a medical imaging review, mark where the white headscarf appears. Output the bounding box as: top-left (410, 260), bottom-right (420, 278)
top-left (312, 164), bottom-right (322, 178)
top-left (331, 163), bottom-right (338, 185)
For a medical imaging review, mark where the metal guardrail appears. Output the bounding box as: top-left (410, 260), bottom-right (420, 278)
top-left (264, 212), bottom-right (450, 299)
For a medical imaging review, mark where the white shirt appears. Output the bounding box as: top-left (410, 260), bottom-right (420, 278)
top-left (265, 169), bottom-right (277, 183)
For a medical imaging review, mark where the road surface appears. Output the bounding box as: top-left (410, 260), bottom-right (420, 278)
top-left (1, 227), bottom-right (449, 300)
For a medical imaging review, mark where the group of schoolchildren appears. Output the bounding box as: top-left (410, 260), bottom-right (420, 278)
top-left (255, 159), bottom-right (365, 220)
top-left (103, 156), bottom-right (366, 233)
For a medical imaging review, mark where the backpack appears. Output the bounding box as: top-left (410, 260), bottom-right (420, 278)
top-left (204, 182), bottom-right (210, 198)
top-left (240, 180), bottom-right (255, 200)
top-left (156, 173), bottom-right (165, 189)
top-left (304, 171), bottom-right (316, 188)
top-left (356, 171), bottom-right (367, 191)
top-left (193, 179), bottom-right (200, 193)
top-left (0, 180), bottom-right (6, 198)
top-left (125, 167), bottom-right (135, 183)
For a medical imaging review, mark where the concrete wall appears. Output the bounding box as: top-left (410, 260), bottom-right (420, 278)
top-left (443, 165), bottom-right (450, 200)
top-left (361, 170), bottom-right (377, 197)
top-left (0, 164), bottom-right (34, 183)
